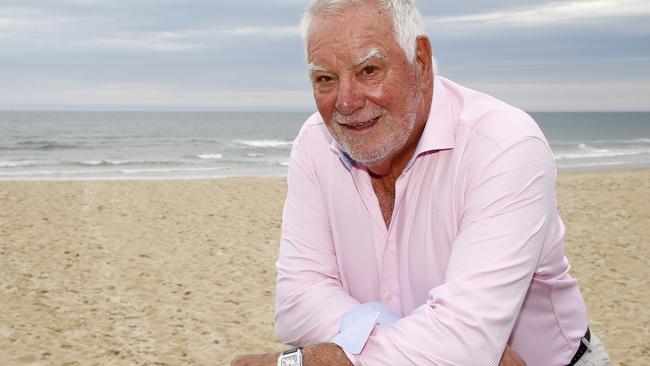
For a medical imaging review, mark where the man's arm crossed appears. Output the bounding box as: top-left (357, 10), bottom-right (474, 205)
top-left (275, 127), bottom-right (360, 346)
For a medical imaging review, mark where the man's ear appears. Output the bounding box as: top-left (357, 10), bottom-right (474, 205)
top-left (415, 35), bottom-right (433, 92)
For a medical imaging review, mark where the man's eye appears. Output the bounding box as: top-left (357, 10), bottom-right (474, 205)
top-left (316, 75), bottom-right (332, 83)
top-left (363, 66), bottom-right (378, 75)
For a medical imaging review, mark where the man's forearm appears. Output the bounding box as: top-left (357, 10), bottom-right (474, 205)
top-left (303, 343), bottom-right (354, 366)
top-left (231, 343), bottom-right (353, 366)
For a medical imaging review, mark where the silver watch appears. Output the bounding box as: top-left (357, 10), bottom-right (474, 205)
top-left (277, 347), bottom-right (302, 366)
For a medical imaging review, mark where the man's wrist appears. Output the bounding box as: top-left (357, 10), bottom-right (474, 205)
top-left (302, 343), bottom-right (354, 366)
top-left (277, 347), bottom-right (302, 366)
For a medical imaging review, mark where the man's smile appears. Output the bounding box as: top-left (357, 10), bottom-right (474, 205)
top-left (341, 116), bottom-right (381, 131)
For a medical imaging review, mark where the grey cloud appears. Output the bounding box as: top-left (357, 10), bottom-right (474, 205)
top-left (0, 0), bottom-right (648, 110)
top-left (429, 0), bottom-right (650, 26)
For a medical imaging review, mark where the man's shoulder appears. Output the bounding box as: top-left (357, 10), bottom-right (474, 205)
top-left (443, 78), bottom-right (546, 148)
top-left (293, 112), bottom-right (337, 159)
top-left (296, 112), bottom-right (327, 142)
top-left (303, 112), bottom-right (326, 128)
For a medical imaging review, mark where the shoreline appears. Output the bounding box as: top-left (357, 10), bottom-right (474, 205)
top-left (1, 170), bottom-right (648, 365)
top-left (0, 165), bottom-right (648, 182)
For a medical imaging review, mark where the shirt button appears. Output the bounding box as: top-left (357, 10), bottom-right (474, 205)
top-left (384, 290), bottom-right (394, 300)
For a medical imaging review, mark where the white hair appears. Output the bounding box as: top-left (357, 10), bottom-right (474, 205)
top-left (300, 0), bottom-right (426, 64)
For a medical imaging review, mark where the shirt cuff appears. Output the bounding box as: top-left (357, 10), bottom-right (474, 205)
top-left (331, 301), bottom-right (400, 356)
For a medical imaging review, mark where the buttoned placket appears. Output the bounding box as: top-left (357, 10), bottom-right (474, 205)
top-left (350, 165), bottom-right (412, 316)
top-left (381, 170), bottom-right (412, 315)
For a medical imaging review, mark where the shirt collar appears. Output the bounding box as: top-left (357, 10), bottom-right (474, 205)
top-left (403, 76), bottom-right (456, 172)
top-left (330, 76), bottom-right (456, 172)
top-left (332, 145), bottom-right (354, 170)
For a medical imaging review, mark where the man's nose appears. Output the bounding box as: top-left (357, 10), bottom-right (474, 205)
top-left (335, 77), bottom-right (365, 115)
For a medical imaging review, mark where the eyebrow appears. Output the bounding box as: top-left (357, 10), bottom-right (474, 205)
top-left (308, 63), bottom-right (330, 73)
top-left (307, 48), bottom-right (387, 74)
top-left (354, 48), bottom-right (387, 67)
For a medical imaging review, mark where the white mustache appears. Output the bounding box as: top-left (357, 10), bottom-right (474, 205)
top-left (332, 110), bottom-right (387, 127)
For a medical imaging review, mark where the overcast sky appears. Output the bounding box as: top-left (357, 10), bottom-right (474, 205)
top-left (1, 0), bottom-right (649, 111)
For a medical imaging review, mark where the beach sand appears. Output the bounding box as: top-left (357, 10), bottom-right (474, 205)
top-left (0, 170), bottom-right (648, 365)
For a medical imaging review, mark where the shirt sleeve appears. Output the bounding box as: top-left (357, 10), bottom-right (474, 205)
top-left (356, 137), bottom-right (556, 365)
top-left (275, 126), bottom-right (361, 346)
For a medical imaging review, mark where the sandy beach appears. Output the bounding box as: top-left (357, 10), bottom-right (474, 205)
top-left (1, 170), bottom-right (648, 365)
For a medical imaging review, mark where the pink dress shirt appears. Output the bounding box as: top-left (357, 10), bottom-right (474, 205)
top-left (275, 76), bottom-right (588, 366)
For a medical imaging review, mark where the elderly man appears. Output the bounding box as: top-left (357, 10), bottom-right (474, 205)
top-left (233, 0), bottom-right (611, 365)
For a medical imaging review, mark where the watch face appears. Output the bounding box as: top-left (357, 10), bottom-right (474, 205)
top-left (281, 354), bottom-right (300, 366)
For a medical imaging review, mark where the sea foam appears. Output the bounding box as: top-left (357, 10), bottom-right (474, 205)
top-left (0, 160), bottom-right (46, 168)
top-left (554, 144), bottom-right (650, 160)
top-left (238, 140), bottom-right (293, 148)
top-left (196, 154), bottom-right (224, 160)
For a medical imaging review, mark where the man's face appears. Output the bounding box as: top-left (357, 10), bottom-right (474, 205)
top-left (306, 2), bottom-right (426, 167)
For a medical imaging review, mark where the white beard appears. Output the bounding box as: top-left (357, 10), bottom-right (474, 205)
top-left (328, 92), bottom-right (421, 166)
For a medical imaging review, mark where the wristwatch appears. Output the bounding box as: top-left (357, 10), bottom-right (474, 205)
top-left (277, 347), bottom-right (302, 366)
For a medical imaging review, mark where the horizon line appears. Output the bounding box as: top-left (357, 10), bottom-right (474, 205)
top-left (1, 108), bottom-right (649, 113)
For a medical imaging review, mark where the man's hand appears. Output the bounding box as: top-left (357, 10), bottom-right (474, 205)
top-left (231, 343), bottom-right (353, 366)
top-left (499, 345), bottom-right (526, 366)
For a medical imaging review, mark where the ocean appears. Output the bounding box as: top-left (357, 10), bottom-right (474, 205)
top-left (1, 111), bottom-right (648, 180)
